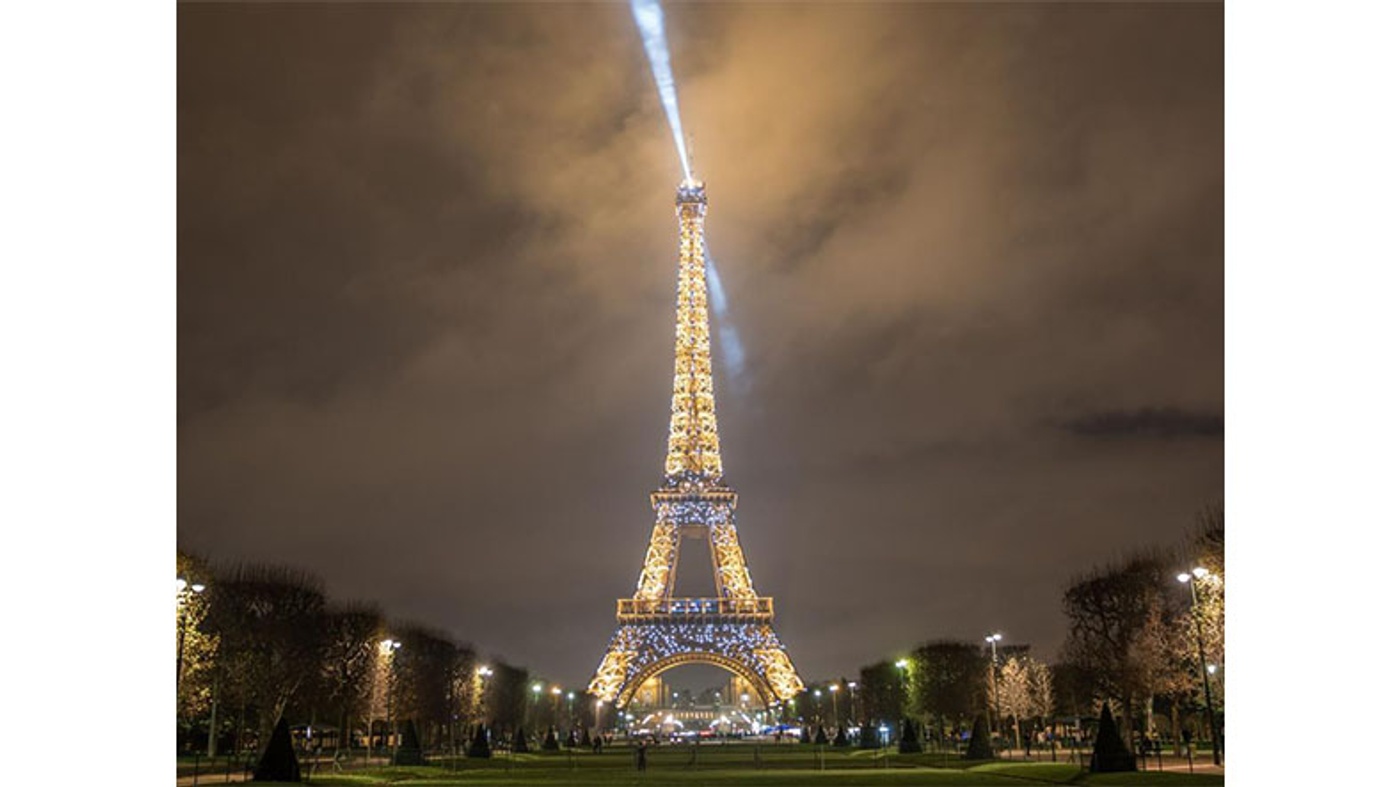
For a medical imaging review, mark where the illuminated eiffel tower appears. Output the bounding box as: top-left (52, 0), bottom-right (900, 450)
top-left (588, 180), bottom-right (803, 709)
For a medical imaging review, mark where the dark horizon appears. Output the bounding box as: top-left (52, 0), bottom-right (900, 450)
top-left (178, 2), bottom-right (1223, 690)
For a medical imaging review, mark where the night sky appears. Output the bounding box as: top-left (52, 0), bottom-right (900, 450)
top-left (178, 2), bottom-right (1222, 691)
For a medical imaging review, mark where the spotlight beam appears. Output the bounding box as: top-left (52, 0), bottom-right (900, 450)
top-left (630, 0), bottom-right (692, 182)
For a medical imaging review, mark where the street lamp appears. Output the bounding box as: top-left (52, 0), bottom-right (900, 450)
top-left (829, 684), bottom-right (840, 728)
top-left (1178, 568), bottom-right (1222, 766)
top-left (531, 683), bottom-right (543, 734)
top-left (380, 639), bottom-right (401, 756)
top-left (985, 633), bottom-right (1003, 742)
top-left (847, 681), bottom-right (858, 725)
top-left (895, 659), bottom-right (910, 720)
top-left (176, 576), bottom-right (207, 755)
top-left (549, 686), bottom-right (562, 734)
top-left (475, 666), bottom-right (493, 727)
top-left (175, 577), bottom-right (206, 690)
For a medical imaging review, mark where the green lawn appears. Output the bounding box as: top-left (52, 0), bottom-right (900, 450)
top-left (245, 746), bottom-right (1223, 787)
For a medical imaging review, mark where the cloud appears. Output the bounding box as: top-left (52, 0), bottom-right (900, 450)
top-left (1061, 407), bottom-right (1225, 439)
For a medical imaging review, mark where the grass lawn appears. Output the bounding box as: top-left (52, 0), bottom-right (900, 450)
top-left (237, 745), bottom-right (1223, 786)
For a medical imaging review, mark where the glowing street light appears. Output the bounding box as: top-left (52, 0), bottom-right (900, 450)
top-left (1178, 568), bottom-right (1222, 765)
top-left (175, 577), bottom-right (206, 689)
top-left (985, 633), bottom-right (1003, 740)
top-left (474, 666), bottom-right (493, 727)
top-left (379, 639), bottom-right (401, 756)
top-left (895, 659), bottom-right (911, 719)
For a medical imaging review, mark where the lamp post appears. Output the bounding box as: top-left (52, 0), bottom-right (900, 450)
top-left (175, 577), bottom-right (206, 690)
top-left (475, 666), bottom-right (493, 729)
top-left (531, 683), bottom-right (543, 736)
top-left (176, 576), bottom-right (209, 758)
top-left (380, 639), bottom-right (401, 757)
top-left (985, 633), bottom-right (1003, 744)
top-left (895, 659), bottom-right (910, 721)
top-left (829, 685), bottom-right (840, 729)
top-left (847, 681), bottom-right (859, 726)
top-left (550, 686), bottom-right (562, 736)
top-left (813, 689), bottom-right (823, 731)
top-left (1177, 568), bottom-right (1222, 766)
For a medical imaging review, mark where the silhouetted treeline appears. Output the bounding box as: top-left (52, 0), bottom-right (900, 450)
top-left (848, 501), bottom-right (1224, 752)
top-left (175, 553), bottom-right (538, 757)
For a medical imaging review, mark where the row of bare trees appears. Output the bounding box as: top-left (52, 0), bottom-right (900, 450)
top-left (175, 553), bottom-right (530, 757)
top-left (1058, 502), bottom-right (1224, 745)
top-left (849, 502), bottom-right (1224, 752)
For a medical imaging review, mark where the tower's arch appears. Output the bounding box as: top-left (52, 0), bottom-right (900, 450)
top-left (618, 651), bottom-right (776, 708)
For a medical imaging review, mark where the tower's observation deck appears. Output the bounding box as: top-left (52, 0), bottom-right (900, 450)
top-left (588, 180), bottom-right (803, 707)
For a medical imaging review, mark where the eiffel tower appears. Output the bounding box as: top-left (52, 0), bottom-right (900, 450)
top-left (588, 180), bottom-right (803, 709)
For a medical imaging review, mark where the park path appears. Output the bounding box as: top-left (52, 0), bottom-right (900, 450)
top-left (175, 773), bottom-right (248, 786)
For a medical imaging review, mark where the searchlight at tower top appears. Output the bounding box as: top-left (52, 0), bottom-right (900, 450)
top-left (676, 179), bottom-right (706, 206)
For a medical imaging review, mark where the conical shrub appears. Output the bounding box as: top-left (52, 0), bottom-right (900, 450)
top-left (512, 727), bottom-right (529, 753)
top-left (543, 727), bottom-right (560, 751)
top-left (800, 725), bottom-right (811, 744)
top-left (814, 724), bottom-right (829, 745)
top-left (251, 716), bottom-right (300, 782)
top-left (1089, 703), bottom-right (1136, 772)
top-left (965, 715), bottom-right (993, 760)
top-left (392, 719), bottom-right (425, 765)
top-left (899, 718), bottom-right (922, 754)
top-left (833, 724), bottom-right (850, 747)
top-left (858, 722), bottom-right (879, 749)
top-left (467, 724), bottom-right (491, 759)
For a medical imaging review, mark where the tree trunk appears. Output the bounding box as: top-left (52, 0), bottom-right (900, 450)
top-left (1170, 702), bottom-right (1181, 755)
top-left (260, 694), bottom-right (290, 754)
top-left (206, 692), bottom-right (220, 758)
top-left (236, 701), bottom-right (247, 761)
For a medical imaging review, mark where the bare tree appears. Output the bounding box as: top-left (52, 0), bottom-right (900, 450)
top-left (318, 602), bottom-right (383, 752)
top-left (388, 624), bottom-right (460, 750)
top-left (202, 563), bottom-right (328, 749)
top-left (1060, 552), bottom-right (1172, 741)
top-left (992, 655), bottom-right (1054, 748)
top-left (176, 552), bottom-right (218, 741)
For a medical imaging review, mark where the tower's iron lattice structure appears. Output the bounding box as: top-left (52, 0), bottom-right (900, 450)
top-left (588, 181), bottom-right (803, 708)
